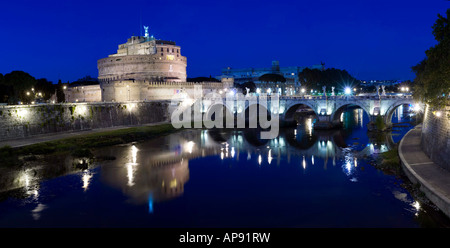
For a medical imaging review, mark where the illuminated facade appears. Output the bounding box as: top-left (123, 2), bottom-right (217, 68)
top-left (98, 35), bottom-right (187, 82)
top-left (94, 29), bottom-right (232, 102)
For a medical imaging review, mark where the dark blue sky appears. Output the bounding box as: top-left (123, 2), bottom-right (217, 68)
top-left (0, 0), bottom-right (448, 83)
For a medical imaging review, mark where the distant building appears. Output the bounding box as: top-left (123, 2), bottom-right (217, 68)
top-left (218, 61), bottom-right (324, 95)
top-left (219, 61), bottom-right (323, 84)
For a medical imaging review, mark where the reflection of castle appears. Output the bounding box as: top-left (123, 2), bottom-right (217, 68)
top-left (64, 27), bottom-right (233, 102)
top-left (99, 144), bottom-right (190, 205)
top-left (0, 126), bottom-right (396, 213)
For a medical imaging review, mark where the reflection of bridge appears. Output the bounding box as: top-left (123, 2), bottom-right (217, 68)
top-left (0, 126), bottom-right (399, 214)
top-left (177, 94), bottom-right (421, 128)
top-left (95, 127), bottom-right (397, 210)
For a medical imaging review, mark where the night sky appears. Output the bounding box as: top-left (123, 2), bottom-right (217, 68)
top-left (0, 0), bottom-right (448, 83)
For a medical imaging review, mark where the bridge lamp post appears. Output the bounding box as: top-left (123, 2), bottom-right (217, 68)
top-left (344, 87), bottom-right (352, 95)
top-left (320, 108), bottom-right (327, 115)
top-left (411, 104), bottom-right (419, 112)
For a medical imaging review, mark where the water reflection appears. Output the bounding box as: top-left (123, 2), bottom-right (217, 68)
top-left (89, 120), bottom-right (401, 210)
top-left (0, 108), bottom-right (440, 227)
top-left (0, 125), bottom-right (400, 204)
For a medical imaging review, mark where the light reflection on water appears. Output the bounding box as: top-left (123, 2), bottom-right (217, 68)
top-left (0, 107), bottom-right (446, 227)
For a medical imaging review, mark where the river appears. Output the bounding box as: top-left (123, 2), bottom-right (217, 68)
top-left (0, 106), bottom-right (449, 227)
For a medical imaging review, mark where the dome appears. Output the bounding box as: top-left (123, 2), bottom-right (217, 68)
top-left (258, 73), bottom-right (286, 82)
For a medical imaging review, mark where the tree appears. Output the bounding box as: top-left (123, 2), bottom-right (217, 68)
top-left (3, 71), bottom-right (36, 104)
top-left (298, 68), bottom-right (360, 93)
top-left (0, 73), bottom-right (11, 103)
top-left (412, 9), bottom-right (450, 108)
top-left (35, 78), bottom-right (56, 101)
top-left (56, 79), bottom-right (65, 103)
top-left (71, 75), bottom-right (99, 86)
top-left (236, 81), bottom-right (256, 95)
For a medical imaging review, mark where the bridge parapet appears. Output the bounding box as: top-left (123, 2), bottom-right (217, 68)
top-left (188, 94), bottom-right (419, 130)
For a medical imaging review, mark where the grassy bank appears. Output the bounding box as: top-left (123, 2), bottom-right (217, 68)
top-left (0, 123), bottom-right (177, 167)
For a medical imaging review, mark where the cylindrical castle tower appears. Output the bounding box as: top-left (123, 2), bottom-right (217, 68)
top-left (98, 32), bottom-right (188, 101)
top-left (97, 28), bottom-right (228, 102)
top-left (98, 36), bottom-right (187, 82)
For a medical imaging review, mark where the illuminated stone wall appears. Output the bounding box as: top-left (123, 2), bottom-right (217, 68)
top-left (98, 36), bottom-right (187, 82)
top-left (421, 105), bottom-right (450, 171)
top-left (98, 54), bottom-right (187, 82)
top-left (64, 85), bottom-right (102, 102)
top-left (99, 80), bottom-right (232, 101)
top-left (0, 101), bottom-right (170, 141)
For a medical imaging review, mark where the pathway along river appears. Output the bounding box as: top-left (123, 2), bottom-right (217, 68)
top-left (0, 106), bottom-right (449, 227)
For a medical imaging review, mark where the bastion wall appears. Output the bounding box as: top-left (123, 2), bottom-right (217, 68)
top-left (99, 81), bottom-right (232, 102)
top-left (0, 101), bottom-right (171, 141)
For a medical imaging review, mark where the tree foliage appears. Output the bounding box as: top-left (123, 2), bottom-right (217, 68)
top-left (56, 79), bottom-right (65, 103)
top-left (71, 75), bottom-right (99, 86)
top-left (0, 73), bottom-right (10, 103)
top-left (298, 68), bottom-right (360, 92)
top-left (412, 9), bottom-right (450, 108)
top-left (35, 78), bottom-right (56, 101)
top-left (235, 81), bottom-right (256, 94)
top-left (3, 71), bottom-right (36, 104)
top-left (0, 71), bottom-right (59, 104)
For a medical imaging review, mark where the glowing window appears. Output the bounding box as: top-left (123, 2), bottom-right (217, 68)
top-left (166, 55), bottom-right (175, 61)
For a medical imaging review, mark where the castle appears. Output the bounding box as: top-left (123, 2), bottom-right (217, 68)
top-left (64, 27), bottom-right (232, 102)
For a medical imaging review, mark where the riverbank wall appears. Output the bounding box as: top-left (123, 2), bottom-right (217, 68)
top-left (0, 101), bottom-right (171, 141)
top-left (421, 105), bottom-right (450, 171)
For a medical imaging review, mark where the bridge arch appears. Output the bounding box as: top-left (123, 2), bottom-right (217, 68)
top-left (383, 99), bottom-right (415, 126)
top-left (331, 102), bottom-right (371, 124)
top-left (283, 102), bottom-right (319, 122)
top-left (239, 103), bottom-right (272, 124)
top-left (204, 103), bottom-right (234, 124)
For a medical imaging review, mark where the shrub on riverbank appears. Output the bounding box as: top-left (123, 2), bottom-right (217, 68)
top-left (378, 148), bottom-right (401, 174)
top-left (0, 145), bottom-right (20, 167)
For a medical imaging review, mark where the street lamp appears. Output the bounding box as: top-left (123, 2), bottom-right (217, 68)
top-left (344, 87), bottom-right (352, 95)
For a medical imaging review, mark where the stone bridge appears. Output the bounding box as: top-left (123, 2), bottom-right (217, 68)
top-left (186, 94), bottom-right (421, 129)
